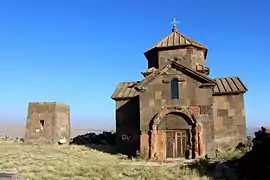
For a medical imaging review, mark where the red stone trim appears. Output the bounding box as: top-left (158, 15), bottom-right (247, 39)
top-left (151, 106), bottom-right (195, 131)
top-left (189, 106), bottom-right (201, 116)
top-left (146, 106), bottom-right (205, 161)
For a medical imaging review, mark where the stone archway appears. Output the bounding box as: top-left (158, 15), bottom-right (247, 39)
top-left (148, 106), bottom-right (198, 160)
top-left (159, 113), bottom-right (192, 158)
top-left (151, 106), bottom-right (195, 131)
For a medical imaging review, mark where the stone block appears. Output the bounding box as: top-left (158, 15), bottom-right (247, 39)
top-left (156, 131), bottom-right (166, 160)
top-left (217, 109), bottom-right (228, 117)
top-left (228, 109), bottom-right (235, 117)
top-left (140, 132), bottom-right (149, 159)
top-left (0, 172), bottom-right (26, 180)
top-left (189, 106), bottom-right (200, 115)
top-left (200, 105), bottom-right (212, 115)
top-left (154, 91), bottom-right (162, 100)
top-left (161, 99), bottom-right (166, 107)
top-left (149, 100), bottom-right (155, 107)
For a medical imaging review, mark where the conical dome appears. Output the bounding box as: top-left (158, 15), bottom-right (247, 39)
top-left (145, 23), bottom-right (208, 58)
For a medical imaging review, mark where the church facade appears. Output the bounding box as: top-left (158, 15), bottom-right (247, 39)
top-left (111, 22), bottom-right (247, 160)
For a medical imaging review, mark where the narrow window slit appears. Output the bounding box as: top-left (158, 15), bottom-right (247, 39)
top-left (39, 120), bottom-right (45, 130)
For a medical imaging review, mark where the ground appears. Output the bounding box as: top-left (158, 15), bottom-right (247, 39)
top-left (0, 140), bottom-right (247, 180)
top-left (0, 141), bottom-right (213, 180)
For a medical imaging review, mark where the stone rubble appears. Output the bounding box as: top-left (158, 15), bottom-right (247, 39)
top-left (70, 131), bottom-right (116, 146)
top-left (0, 172), bottom-right (26, 180)
top-left (0, 135), bottom-right (24, 142)
top-left (197, 126), bottom-right (270, 180)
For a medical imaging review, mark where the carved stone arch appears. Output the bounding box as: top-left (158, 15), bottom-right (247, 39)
top-left (169, 74), bottom-right (186, 83)
top-left (162, 74), bottom-right (183, 83)
top-left (151, 106), bottom-right (195, 131)
top-left (148, 106), bottom-right (198, 160)
top-left (171, 75), bottom-right (182, 81)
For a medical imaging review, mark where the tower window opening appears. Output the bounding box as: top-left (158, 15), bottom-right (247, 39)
top-left (39, 120), bottom-right (45, 130)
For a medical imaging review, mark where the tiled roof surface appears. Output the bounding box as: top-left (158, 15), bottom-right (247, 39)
top-left (111, 77), bottom-right (247, 100)
top-left (213, 77), bottom-right (247, 95)
top-left (111, 81), bottom-right (140, 100)
top-left (146, 28), bottom-right (207, 53)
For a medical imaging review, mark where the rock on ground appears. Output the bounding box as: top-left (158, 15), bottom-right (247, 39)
top-left (0, 172), bottom-right (26, 180)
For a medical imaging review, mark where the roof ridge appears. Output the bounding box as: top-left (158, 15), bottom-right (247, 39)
top-left (170, 60), bottom-right (216, 84)
top-left (134, 62), bottom-right (171, 89)
top-left (135, 60), bottom-right (216, 90)
top-left (213, 76), bottom-right (240, 79)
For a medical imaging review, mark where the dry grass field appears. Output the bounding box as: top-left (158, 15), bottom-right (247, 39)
top-left (0, 140), bottom-right (247, 180)
top-left (0, 141), bottom-right (215, 180)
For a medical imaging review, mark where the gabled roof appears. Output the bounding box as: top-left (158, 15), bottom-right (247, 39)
top-left (111, 75), bottom-right (247, 100)
top-left (134, 60), bottom-right (216, 90)
top-left (111, 81), bottom-right (140, 100)
top-left (145, 27), bottom-right (208, 58)
top-left (213, 77), bottom-right (247, 95)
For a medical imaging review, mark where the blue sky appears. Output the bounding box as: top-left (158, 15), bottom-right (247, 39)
top-left (0, 0), bottom-right (269, 128)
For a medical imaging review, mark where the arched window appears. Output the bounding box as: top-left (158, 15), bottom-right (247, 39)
top-left (171, 78), bottom-right (179, 99)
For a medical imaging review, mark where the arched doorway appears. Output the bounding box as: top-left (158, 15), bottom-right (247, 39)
top-left (149, 106), bottom-right (197, 160)
top-left (158, 113), bottom-right (192, 158)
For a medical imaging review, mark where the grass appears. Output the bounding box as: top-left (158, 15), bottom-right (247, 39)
top-left (189, 149), bottom-right (246, 177)
top-left (214, 149), bottom-right (246, 162)
top-left (0, 141), bottom-right (210, 180)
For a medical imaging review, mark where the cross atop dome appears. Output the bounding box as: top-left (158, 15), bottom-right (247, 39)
top-left (145, 18), bottom-right (207, 58)
top-left (170, 18), bottom-right (179, 32)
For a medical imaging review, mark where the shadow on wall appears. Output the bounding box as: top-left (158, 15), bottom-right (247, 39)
top-left (188, 127), bottom-right (270, 180)
top-left (70, 131), bottom-right (117, 154)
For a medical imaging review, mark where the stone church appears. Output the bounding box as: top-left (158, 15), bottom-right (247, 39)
top-left (111, 21), bottom-right (247, 160)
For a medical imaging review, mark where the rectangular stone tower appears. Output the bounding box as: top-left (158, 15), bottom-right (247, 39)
top-left (24, 102), bottom-right (71, 144)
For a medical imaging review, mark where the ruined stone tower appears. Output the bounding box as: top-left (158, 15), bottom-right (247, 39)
top-left (24, 102), bottom-right (71, 144)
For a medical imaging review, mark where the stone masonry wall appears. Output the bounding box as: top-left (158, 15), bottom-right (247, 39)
top-left (158, 47), bottom-right (205, 69)
top-left (139, 68), bottom-right (214, 129)
top-left (24, 102), bottom-right (70, 144)
top-left (54, 104), bottom-right (71, 144)
top-left (139, 65), bottom-right (215, 158)
top-left (115, 97), bottom-right (140, 156)
top-left (213, 94), bottom-right (246, 151)
top-left (25, 102), bottom-right (56, 144)
top-left (146, 47), bottom-right (205, 70)
top-left (140, 131), bottom-right (150, 159)
top-left (150, 130), bottom-right (166, 160)
top-left (139, 71), bottom-right (185, 131)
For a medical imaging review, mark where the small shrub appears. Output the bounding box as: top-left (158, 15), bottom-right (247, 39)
top-left (215, 149), bottom-right (245, 162)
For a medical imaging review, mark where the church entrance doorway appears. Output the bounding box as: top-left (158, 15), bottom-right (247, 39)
top-left (165, 130), bottom-right (188, 158)
top-left (157, 112), bottom-right (192, 159)
top-left (150, 107), bottom-right (197, 160)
